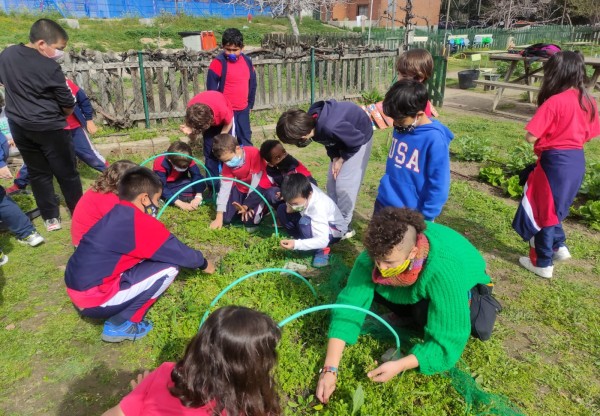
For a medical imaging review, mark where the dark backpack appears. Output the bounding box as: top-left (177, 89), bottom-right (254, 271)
top-left (521, 43), bottom-right (561, 58)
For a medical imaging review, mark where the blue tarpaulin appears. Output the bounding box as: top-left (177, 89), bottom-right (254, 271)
top-left (1, 1), bottom-right (264, 18)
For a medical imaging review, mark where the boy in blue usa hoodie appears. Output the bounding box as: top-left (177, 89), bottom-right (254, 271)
top-left (375, 80), bottom-right (454, 221)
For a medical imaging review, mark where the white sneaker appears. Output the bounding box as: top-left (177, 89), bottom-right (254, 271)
top-left (44, 218), bottom-right (62, 232)
top-left (552, 246), bottom-right (572, 262)
top-left (519, 256), bottom-right (553, 279)
top-left (0, 253), bottom-right (8, 266)
top-left (18, 231), bottom-right (45, 247)
top-left (342, 228), bottom-right (356, 240)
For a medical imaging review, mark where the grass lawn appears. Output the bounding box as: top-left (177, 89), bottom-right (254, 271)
top-left (0, 109), bottom-right (599, 415)
top-left (0, 12), bottom-right (346, 52)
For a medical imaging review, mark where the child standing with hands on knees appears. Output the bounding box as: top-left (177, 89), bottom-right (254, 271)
top-left (276, 101), bottom-right (373, 238)
top-left (102, 306), bottom-right (281, 416)
top-left (513, 51), bottom-right (600, 279)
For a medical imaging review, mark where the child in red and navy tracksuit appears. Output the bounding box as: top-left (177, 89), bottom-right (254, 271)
top-left (65, 167), bottom-right (215, 343)
top-left (152, 141), bottom-right (206, 212)
top-left (181, 91), bottom-right (234, 188)
top-left (513, 52), bottom-right (600, 279)
top-left (207, 28), bottom-right (256, 147)
top-left (9, 79), bottom-right (107, 193)
top-left (241, 140), bottom-right (316, 215)
top-left (209, 133), bottom-right (269, 231)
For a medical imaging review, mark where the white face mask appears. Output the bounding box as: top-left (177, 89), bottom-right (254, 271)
top-left (43, 47), bottom-right (64, 61)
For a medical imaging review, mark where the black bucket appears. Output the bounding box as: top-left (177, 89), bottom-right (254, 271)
top-left (458, 70), bottom-right (480, 89)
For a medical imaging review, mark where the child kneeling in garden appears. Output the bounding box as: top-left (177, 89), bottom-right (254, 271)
top-left (65, 167), bottom-right (215, 343)
top-left (278, 174), bottom-right (346, 267)
top-left (102, 306), bottom-right (281, 416)
top-left (152, 141), bottom-right (206, 212)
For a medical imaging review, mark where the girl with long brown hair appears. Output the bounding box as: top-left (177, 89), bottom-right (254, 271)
top-left (513, 51), bottom-right (600, 278)
top-left (103, 306), bottom-right (281, 416)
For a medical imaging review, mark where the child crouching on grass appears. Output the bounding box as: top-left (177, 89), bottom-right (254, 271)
top-left (71, 160), bottom-right (137, 247)
top-left (238, 139), bottom-right (317, 219)
top-left (152, 141), bottom-right (206, 212)
top-left (278, 174), bottom-right (346, 267)
top-left (102, 306), bottom-right (281, 416)
top-left (65, 167), bottom-right (215, 343)
top-left (210, 133), bottom-right (269, 231)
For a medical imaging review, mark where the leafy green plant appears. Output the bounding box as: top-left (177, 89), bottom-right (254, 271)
top-left (351, 383), bottom-right (365, 416)
top-left (505, 142), bottom-right (536, 176)
top-left (453, 135), bottom-right (493, 162)
top-left (579, 162), bottom-right (600, 200)
top-left (479, 166), bottom-right (505, 187)
top-left (360, 89), bottom-right (384, 105)
top-left (502, 175), bottom-right (524, 198)
top-left (571, 200), bottom-right (600, 230)
top-left (287, 393), bottom-right (323, 413)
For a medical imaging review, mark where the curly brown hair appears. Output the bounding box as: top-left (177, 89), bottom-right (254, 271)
top-left (364, 207), bottom-right (426, 260)
top-left (91, 160), bottom-right (137, 193)
top-left (185, 103), bottom-right (214, 137)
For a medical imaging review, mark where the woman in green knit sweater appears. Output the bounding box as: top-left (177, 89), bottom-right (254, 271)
top-left (316, 207), bottom-right (492, 404)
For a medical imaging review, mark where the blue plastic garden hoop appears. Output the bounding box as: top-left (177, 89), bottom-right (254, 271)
top-left (199, 268), bottom-right (318, 328)
top-left (279, 304), bottom-right (401, 352)
top-left (156, 177), bottom-right (279, 237)
top-left (140, 152), bottom-right (216, 196)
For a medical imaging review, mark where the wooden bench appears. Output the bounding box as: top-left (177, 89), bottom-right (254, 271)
top-left (473, 80), bottom-right (539, 111)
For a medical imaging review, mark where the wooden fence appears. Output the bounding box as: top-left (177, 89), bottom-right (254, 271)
top-left (299, 25), bottom-right (600, 52)
top-left (62, 50), bottom-right (399, 126)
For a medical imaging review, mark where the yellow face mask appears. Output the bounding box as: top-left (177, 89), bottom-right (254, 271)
top-left (378, 259), bottom-right (411, 278)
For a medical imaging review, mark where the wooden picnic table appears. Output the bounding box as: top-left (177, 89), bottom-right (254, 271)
top-left (486, 53), bottom-right (600, 111)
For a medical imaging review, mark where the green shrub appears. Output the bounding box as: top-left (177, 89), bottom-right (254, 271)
top-left (479, 166), bottom-right (505, 187)
top-left (571, 200), bottom-right (600, 230)
top-left (579, 162), bottom-right (600, 200)
top-left (453, 135), bottom-right (492, 162)
top-left (502, 175), bottom-right (523, 198)
top-left (360, 89), bottom-right (384, 105)
top-left (505, 143), bottom-right (536, 176)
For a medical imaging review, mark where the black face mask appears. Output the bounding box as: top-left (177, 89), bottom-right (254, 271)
top-left (143, 201), bottom-right (159, 217)
top-left (276, 154), bottom-right (298, 172)
top-left (297, 138), bottom-right (313, 148)
top-left (393, 117), bottom-right (419, 135)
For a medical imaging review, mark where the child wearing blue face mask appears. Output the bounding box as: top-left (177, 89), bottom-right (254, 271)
top-left (207, 28), bottom-right (256, 147)
top-left (65, 167), bottom-right (215, 343)
top-left (152, 141), bottom-right (206, 211)
top-left (210, 134), bottom-right (269, 230)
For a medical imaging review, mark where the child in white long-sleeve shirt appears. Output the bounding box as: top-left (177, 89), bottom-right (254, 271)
top-left (278, 174), bottom-right (346, 267)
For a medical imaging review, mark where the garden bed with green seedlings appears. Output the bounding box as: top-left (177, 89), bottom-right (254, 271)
top-left (1, 111), bottom-right (599, 416)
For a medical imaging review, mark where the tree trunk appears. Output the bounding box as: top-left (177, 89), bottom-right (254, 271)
top-left (288, 14), bottom-right (300, 37)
